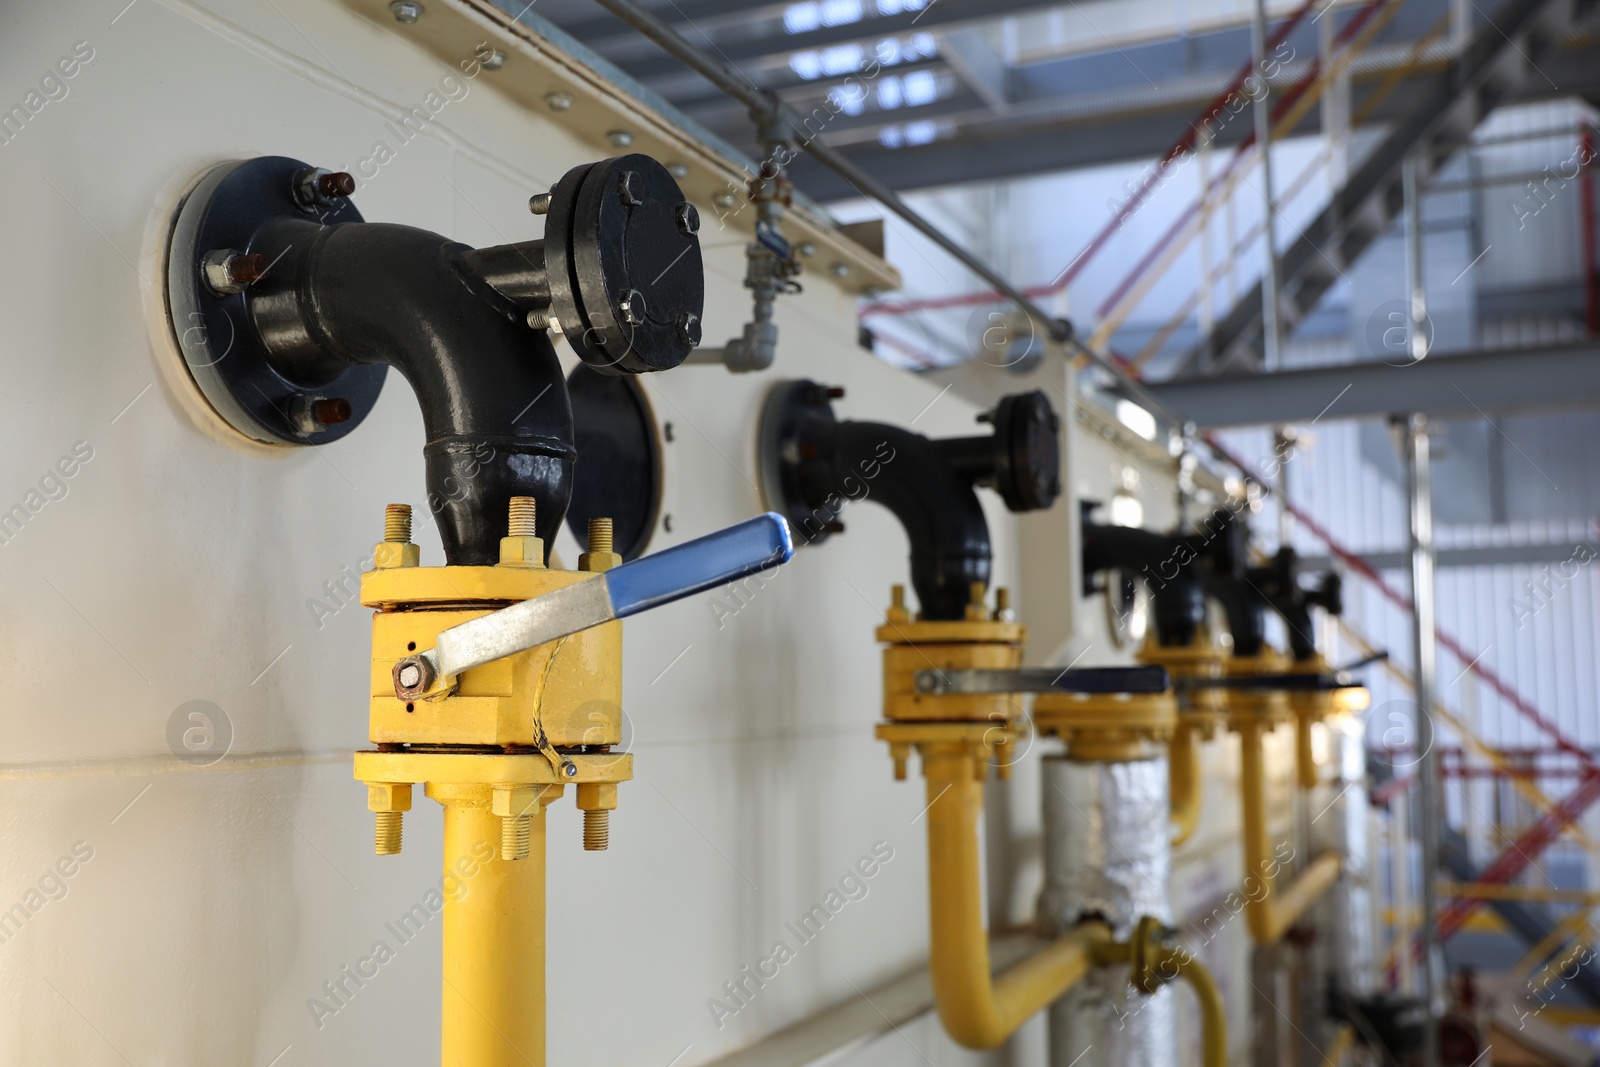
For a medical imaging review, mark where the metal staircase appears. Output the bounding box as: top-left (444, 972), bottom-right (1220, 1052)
top-left (1177, 0), bottom-right (1596, 376)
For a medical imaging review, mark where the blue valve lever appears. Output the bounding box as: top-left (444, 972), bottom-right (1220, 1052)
top-left (393, 513), bottom-right (794, 699)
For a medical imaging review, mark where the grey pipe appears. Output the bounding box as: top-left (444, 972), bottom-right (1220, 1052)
top-left (582, 0), bottom-right (1184, 424)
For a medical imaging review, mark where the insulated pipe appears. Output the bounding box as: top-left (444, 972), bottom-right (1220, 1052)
top-left (922, 744), bottom-right (1112, 1047)
top-left (1236, 718), bottom-right (1343, 944)
top-left (1041, 755), bottom-right (1175, 1067)
top-left (432, 783), bottom-right (547, 1067)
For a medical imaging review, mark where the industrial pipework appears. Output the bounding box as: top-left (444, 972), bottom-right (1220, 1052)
top-left (758, 380), bottom-right (1061, 620)
top-left (164, 153), bottom-right (702, 561)
top-left (160, 152), bottom-right (795, 1067)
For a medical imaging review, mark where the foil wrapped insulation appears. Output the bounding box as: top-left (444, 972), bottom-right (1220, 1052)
top-left (1040, 755), bottom-right (1176, 1067)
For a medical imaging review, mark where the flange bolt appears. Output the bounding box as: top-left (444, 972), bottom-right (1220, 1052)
top-left (385, 503), bottom-right (412, 543)
top-left (501, 813), bottom-right (532, 861)
top-left (374, 811), bottom-right (403, 855)
top-left (583, 810), bottom-right (610, 851)
top-left (507, 496), bottom-right (537, 537)
top-left (202, 250), bottom-right (267, 296)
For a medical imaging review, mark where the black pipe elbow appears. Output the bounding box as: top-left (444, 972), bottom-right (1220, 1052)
top-left (250, 220), bottom-right (573, 564)
top-left (163, 154), bottom-right (703, 565)
top-left (1080, 510), bottom-right (1208, 646)
top-left (760, 381), bottom-right (1060, 620)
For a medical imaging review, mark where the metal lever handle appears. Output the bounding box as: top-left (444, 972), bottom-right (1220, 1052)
top-left (914, 666), bottom-right (1171, 696)
top-left (394, 513), bottom-right (794, 699)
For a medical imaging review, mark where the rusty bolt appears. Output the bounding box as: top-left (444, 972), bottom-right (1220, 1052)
top-left (675, 312), bottom-right (701, 348)
top-left (675, 202), bottom-right (700, 236)
top-left (202, 250), bottom-right (267, 296)
top-left (825, 386), bottom-right (846, 400)
top-left (312, 398), bottom-right (352, 425)
top-left (393, 655), bottom-right (433, 699)
top-left (319, 171), bottom-right (356, 198)
top-left (618, 171), bottom-right (642, 207)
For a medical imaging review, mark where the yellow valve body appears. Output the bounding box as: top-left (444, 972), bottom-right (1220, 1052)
top-left (355, 537), bottom-right (630, 1067)
top-left (877, 616), bottom-right (1026, 724)
top-left (1223, 649), bottom-right (1294, 728)
top-left (1032, 690), bottom-right (1178, 762)
top-left (361, 566), bottom-right (622, 748)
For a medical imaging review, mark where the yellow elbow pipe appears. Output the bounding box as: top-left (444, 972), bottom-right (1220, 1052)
top-left (1169, 722), bottom-right (1203, 846)
top-left (1172, 951), bottom-right (1228, 1067)
top-left (923, 745), bottom-right (1111, 1048)
top-left (1237, 720), bottom-right (1342, 943)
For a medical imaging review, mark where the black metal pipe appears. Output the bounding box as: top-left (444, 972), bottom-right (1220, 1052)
top-left (250, 218), bottom-right (574, 565)
top-left (809, 420), bottom-right (993, 621)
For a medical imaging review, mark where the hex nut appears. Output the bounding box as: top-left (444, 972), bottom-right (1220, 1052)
top-left (618, 171), bottom-right (643, 207)
top-left (497, 534), bottom-right (546, 567)
top-left (373, 541), bottom-right (420, 569)
top-left (389, 0), bottom-right (423, 21)
top-left (480, 48), bottom-right (506, 71)
top-left (617, 289), bottom-right (646, 327)
top-left (675, 312), bottom-right (701, 348)
top-left (367, 782), bottom-right (413, 812)
top-left (544, 91), bottom-right (574, 111)
top-left (491, 786), bottom-right (546, 818)
top-left (575, 781), bottom-right (618, 811)
top-left (392, 656), bottom-right (434, 699)
top-left (675, 202), bottom-right (700, 236)
top-left (607, 130), bottom-right (634, 149)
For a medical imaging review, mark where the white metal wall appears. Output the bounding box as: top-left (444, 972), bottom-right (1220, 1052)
top-left (0, 3), bottom-right (1050, 1065)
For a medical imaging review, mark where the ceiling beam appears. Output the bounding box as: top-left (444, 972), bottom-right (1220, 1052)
top-left (1139, 342), bottom-right (1600, 428)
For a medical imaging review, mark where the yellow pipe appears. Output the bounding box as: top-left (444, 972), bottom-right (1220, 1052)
top-left (1169, 721), bottom-right (1203, 846)
top-left (1171, 951), bottom-right (1228, 1067)
top-left (433, 783), bottom-right (546, 1067)
top-left (1320, 1024), bottom-right (1356, 1067)
top-left (923, 744), bottom-right (1111, 1048)
top-left (1236, 720), bottom-right (1342, 944)
top-left (1295, 709), bottom-right (1319, 790)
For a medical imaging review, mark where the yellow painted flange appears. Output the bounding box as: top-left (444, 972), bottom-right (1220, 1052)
top-left (1224, 649), bottom-right (1294, 729)
top-left (361, 564), bottom-right (622, 748)
top-left (1032, 690), bottom-right (1178, 762)
top-left (876, 721), bottom-right (1022, 782)
top-left (877, 611), bottom-right (1026, 725)
top-left (1138, 635), bottom-right (1227, 719)
top-left (355, 749), bottom-right (633, 788)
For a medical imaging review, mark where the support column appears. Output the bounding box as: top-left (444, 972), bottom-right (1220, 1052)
top-left (1400, 412), bottom-right (1442, 1067)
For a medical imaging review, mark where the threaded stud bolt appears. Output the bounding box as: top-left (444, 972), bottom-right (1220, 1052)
top-left (385, 504), bottom-right (412, 543)
top-left (374, 810), bottom-right (403, 855)
top-left (583, 809), bottom-right (610, 851)
top-left (501, 814), bottom-right (532, 861)
top-left (508, 496), bottom-right (537, 537)
top-left (587, 517), bottom-right (614, 555)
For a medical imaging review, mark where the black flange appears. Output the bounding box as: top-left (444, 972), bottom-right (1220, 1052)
top-left (564, 364), bottom-right (662, 560)
top-left (543, 154), bottom-right (704, 375)
top-left (165, 156), bottom-right (383, 446)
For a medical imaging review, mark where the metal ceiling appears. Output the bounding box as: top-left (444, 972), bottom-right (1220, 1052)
top-left (503, 0), bottom-right (1600, 202)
